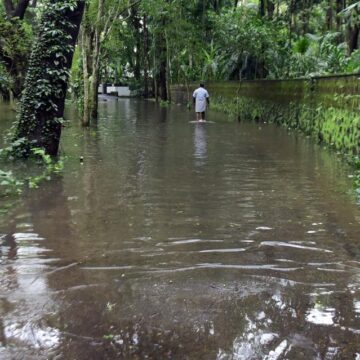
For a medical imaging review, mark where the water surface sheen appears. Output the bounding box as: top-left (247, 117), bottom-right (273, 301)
top-left (1, 98), bottom-right (360, 359)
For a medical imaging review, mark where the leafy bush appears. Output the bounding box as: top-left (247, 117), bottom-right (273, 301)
top-left (345, 49), bottom-right (360, 73)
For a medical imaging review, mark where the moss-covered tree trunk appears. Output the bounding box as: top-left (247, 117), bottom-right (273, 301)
top-left (14, 0), bottom-right (85, 156)
top-left (80, 0), bottom-right (103, 126)
top-left (81, 24), bottom-right (91, 127)
top-left (90, 27), bottom-right (101, 122)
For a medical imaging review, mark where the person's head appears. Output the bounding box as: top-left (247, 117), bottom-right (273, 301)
top-left (200, 83), bottom-right (205, 88)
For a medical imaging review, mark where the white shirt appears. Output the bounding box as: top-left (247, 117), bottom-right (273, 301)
top-left (193, 87), bottom-right (209, 112)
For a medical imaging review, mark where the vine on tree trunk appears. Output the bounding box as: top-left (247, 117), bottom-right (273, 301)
top-left (13, 0), bottom-right (84, 157)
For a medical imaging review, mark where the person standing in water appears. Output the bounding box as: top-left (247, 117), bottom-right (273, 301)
top-left (193, 83), bottom-right (210, 122)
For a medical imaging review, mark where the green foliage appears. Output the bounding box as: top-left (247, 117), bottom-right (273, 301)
top-left (159, 99), bottom-right (170, 107)
top-left (201, 44), bottom-right (221, 80)
top-left (211, 6), bottom-right (287, 79)
top-left (293, 37), bottom-right (311, 55)
top-left (277, 32), bottom-right (352, 78)
top-left (345, 49), bottom-right (360, 73)
top-left (0, 145), bottom-right (64, 196)
top-left (0, 137), bottom-right (32, 159)
top-left (342, 1), bottom-right (360, 14)
top-left (0, 16), bottom-right (33, 59)
top-left (0, 170), bottom-right (24, 196)
top-left (67, 0), bottom-right (360, 102)
top-left (0, 14), bottom-right (33, 96)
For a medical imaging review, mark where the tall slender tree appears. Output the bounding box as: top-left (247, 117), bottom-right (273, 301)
top-left (80, 0), bottom-right (141, 126)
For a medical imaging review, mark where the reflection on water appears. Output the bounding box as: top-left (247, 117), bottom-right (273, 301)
top-left (0, 228), bottom-right (60, 358)
top-left (1, 98), bottom-right (360, 359)
top-left (194, 124), bottom-right (207, 166)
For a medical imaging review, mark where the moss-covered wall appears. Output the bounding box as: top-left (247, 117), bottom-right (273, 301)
top-left (171, 74), bottom-right (360, 155)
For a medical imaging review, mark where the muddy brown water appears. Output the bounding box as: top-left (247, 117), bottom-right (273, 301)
top-left (1, 98), bottom-right (360, 359)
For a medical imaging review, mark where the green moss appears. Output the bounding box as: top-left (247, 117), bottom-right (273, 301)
top-left (205, 83), bottom-right (360, 198)
top-left (211, 94), bottom-right (360, 154)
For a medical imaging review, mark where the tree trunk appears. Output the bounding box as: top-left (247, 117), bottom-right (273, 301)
top-left (14, 0), bottom-right (85, 156)
top-left (130, 6), bottom-right (141, 82)
top-left (90, 37), bottom-right (100, 121)
top-left (259, 0), bottom-right (274, 18)
top-left (165, 30), bottom-right (171, 102)
top-left (3, 0), bottom-right (15, 17)
top-left (3, 0), bottom-right (30, 19)
top-left (158, 52), bottom-right (167, 101)
top-left (347, 23), bottom-right (360, 53)
top-left (152, 34), bottom-right (158, 101)
top-left (326, 0), bottom-right (334, 31)
top-left (81, 0), bottom-right (103, 126)
top-left (336, 0), bottom-right (344, 29)
top-left (259, 0), bottom-right (265, 17)
top-left (143, 15), bottom-right (149, 98)
top-left (11, 0), bottom-right (29, 18)
top-left (158, 48), bottom-right (168, 101)
top-left (81, 26), bottom-right (91, 127)
top-left (157, 17), bottom-right (167, 101)
top-left (267, 0), bottom-right (275, 18)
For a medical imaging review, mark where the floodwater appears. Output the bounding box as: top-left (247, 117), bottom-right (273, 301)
top-left (1, 98), bottom-right (360, 359)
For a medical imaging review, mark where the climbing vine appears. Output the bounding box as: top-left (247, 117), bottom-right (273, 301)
top-left (13, 0), bottom-right (84, 157)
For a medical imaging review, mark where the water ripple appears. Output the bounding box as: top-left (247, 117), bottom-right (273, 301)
top-left (260, 241), bottom-right (333, 253)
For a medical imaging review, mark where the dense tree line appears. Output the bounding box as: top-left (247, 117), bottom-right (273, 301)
top-left (95, 0), bottom-right (360, 100)
top-left (0, 0), bottom-right (359, 154)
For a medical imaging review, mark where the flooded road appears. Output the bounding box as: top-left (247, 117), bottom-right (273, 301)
top-left (1, 98), bottom-right (360, 359)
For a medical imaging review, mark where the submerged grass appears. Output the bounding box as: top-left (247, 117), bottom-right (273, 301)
top-left (0, 146), bottom-right (64, 197)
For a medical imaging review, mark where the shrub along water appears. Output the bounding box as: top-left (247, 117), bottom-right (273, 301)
top-left (0, 146), bottom-right (64, 197)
